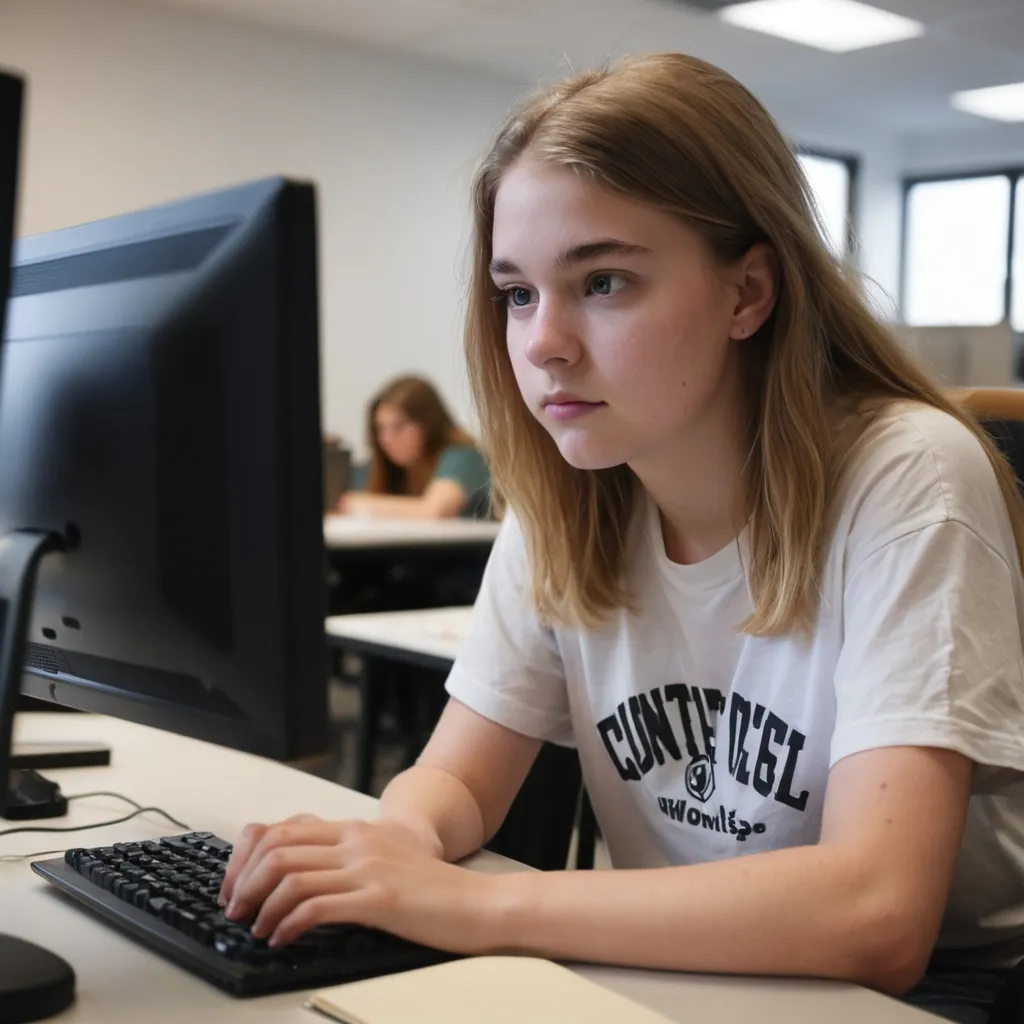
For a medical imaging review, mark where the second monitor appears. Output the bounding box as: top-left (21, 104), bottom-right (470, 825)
top-left (0, 176), bottom-right (329, 767)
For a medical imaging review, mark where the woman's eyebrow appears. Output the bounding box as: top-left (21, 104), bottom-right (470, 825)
top-left (489, 238), bottom-right (652, 276)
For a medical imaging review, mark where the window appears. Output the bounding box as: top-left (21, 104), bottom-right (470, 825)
top-left (902, 175), bottom-right (1012, 326)
top-left (797, 151), bottom-right (854, 258)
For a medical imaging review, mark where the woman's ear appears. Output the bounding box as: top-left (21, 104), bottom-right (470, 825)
top-left (729, 244), bottom-right (778, 340)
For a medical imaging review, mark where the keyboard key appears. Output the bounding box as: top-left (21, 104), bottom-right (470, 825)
top-left (160, 836), bottom-right (194, 854)
top-left (94, 867), bottom-right (117, 891)
top-left (200, 837), bottom-right (232, 856)
top-left (147, 896), bottom-right (172, 917)
top-left (160, 904), bottom-right (182, 927)
top-left (213, 935), bottom-right (242, 960)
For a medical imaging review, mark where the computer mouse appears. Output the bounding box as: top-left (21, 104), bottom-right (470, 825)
top-left (0, 934), bottom-right (75, 1022)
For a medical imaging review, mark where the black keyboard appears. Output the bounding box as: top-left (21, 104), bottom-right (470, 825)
top-left (32, 831), bottom-right (454, 996)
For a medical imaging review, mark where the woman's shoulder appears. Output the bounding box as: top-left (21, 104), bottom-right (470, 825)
top-left (442, 441), bottom-right (482, 454)
top-left (437, 442), bottom-right (489, 475)
top-left (841, 398), bottom-right (998, 487)
top-left (442, 441), bottom-right (485, 458)
top-left (831, 398), bottom-right (1014, 554)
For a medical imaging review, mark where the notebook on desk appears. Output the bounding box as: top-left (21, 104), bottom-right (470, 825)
top-left (306, 955), bottom-right (676, 1024)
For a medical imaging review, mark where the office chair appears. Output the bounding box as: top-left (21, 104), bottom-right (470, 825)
top-left (949, 389), bottom-right (1024, 1024)
top-left (952, 388), bottom-right (1024, 488)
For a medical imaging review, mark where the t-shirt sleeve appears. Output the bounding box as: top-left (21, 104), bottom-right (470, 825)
top-left (434, 446), bottom-right (490, 495)
top-left (445, 516), bottom-right (575, 746)
top-left (831, 516), bottom-right (1024, 776)
top-left (347, 462), bottom-right (368, 492)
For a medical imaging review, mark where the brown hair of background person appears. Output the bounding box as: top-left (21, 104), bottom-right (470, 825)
top-left (364, 375), bottom-right (473, 496)
top-left (338, 374), bottom-right (491, 520)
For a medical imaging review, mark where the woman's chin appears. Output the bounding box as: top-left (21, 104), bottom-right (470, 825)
top-left (553, 436), bottom-right (629, 472)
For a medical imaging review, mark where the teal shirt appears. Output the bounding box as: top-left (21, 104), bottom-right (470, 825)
top-left (347, 444), bottom-right (491, 519)
top-left (434, 444), bottom-right (492, 520)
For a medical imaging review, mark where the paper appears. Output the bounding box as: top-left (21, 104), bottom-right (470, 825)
top-left (307, 956), bottom-right (677, 1024)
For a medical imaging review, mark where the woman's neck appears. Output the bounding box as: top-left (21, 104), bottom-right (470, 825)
top-left (631, 383), bottom-right (749, 566)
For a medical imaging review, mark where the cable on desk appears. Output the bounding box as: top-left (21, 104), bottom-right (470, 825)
top-left (0, 790), bottom-right (191, 849)
top-left (0, 847), bottom-right (67, 863)
top-left (68, 790), bottom-right (191, 830)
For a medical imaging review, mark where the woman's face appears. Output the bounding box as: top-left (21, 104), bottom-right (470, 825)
top-left (374, 403), bottom-right (427, 468)
top-left (490, 159), bottom-right (774, 476)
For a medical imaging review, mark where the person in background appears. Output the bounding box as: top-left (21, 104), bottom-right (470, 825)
top-left (337, 375), bottom-right (490, 520)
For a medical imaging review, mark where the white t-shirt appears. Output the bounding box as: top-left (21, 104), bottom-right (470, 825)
top-left (446, 401), bottom-right (1024, 969)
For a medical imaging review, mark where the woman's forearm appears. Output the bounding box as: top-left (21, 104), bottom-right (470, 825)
top-left (348, 494), bottom-right (440, 518)
top-left (378, 764), bottom-right (487, 863)
top-left (484, 844), bottom-right (927, 994)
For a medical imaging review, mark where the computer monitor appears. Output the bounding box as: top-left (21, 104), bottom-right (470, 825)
top-left (0, 169), bottom-right (330, 816)
top-left (0, 62), bottom-right (80, 1021)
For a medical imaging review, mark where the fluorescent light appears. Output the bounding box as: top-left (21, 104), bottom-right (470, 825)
top-left (951, 82), bottom-right (1024, 123)
top-left (720, 0), bottom-right (924, 53)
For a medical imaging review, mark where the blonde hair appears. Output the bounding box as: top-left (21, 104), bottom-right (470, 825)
top-left (365, 375), bottom-right (474, 496)
top-left (464, 52), bottom-right (1024, 634)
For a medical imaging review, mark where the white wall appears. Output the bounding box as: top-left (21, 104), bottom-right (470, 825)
top-left (902, 123), bottom-right (1024, 177)
top-left (0, 0), bottom-right (523, 453)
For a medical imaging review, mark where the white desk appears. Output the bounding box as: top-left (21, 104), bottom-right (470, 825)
top-left (326, 606), bottom-right (471, 670)
top-left (325, 608), bottom-right (472, 794)
top-left (324, 516), bottom-right (500, 551)
top-left (3, 713), bottom-right (933, 1023)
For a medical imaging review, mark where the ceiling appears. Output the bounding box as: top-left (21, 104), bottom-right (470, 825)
top-left (134, 0), bottom-right (1024, 142)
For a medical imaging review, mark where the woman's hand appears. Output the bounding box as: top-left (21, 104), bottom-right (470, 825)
top-left (218, 814), bottom-right (503, 953)
top-left (335, 492), bottom-right (369, 515)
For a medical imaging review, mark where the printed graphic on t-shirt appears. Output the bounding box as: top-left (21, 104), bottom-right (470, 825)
top-left (595, 683), bottom-right (812, 843)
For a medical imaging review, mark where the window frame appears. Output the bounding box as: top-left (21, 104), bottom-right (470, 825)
top-left (795, 146), bottom-right (860, 260)
top-left (899, 166), bottom-right (1022, 326)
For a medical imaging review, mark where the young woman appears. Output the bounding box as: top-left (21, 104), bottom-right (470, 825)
top-left (223, 54), bottom-right (1024, 1022)
top-left (337, 374), bottom-right (490, 520)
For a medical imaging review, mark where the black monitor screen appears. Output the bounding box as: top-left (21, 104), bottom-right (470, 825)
top-left (0, 70), bottom-right (21, 352)
top-left (0, 177), bottom-right (328, 762)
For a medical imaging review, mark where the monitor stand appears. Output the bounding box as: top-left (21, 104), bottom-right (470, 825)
top-left (5, 767), bottom-right (68, 820)
top-left (0, 530), bottom-right (76, 1021)
top-left (6, 737), bottom-right (110, 820)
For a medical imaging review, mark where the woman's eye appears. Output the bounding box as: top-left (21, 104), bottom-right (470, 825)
top-left (505, 286), bottom-right (534, 308)
top-left (588, 273), bottom-right (627, 297)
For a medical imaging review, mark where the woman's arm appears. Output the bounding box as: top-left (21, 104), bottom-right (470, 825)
top-left (337, 479), bottom-right (468, 519)
top-left (223, 740), bottom-right (970, 996)
top-left (378, 700), bottom-right (542, 862)
top-left (219, 701), bottom-right (540, 907)
top-left (488, 745), bottom-right (971, 994)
